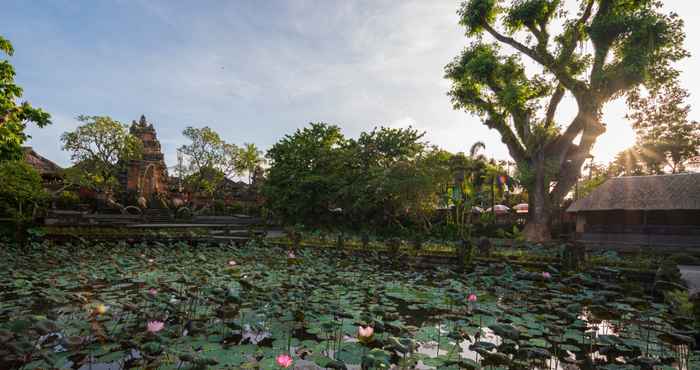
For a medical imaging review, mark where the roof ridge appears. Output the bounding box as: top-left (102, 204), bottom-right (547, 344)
top-left (610, 172), bottom-right (699, 179)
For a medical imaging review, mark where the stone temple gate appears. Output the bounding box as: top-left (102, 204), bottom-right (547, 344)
top-left (118, 115), bottom-right (169, 202)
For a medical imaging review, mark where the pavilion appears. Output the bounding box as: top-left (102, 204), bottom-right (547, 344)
top-left (567, 173), bottom-right (700, 248)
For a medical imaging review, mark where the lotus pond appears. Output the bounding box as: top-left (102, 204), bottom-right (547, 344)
top-left (0, 240), bottom-right (698, 369)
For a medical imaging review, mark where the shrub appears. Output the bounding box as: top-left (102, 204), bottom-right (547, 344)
top-left (55, 191), bottom-right (80, 210)
top-left (0, 161), bottom-right (47, 220)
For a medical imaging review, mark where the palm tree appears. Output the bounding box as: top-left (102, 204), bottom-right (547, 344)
top-left (446, 142), bottom-right (490, 238)
top-left (467, 141), bottom-right (488, 193)
top-left (469, 141), bottom-right (486, 159)
top-left (237, 143), bottom-right (264, 184)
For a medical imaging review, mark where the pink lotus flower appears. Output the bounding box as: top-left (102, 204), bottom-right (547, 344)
top-left (287, 251), bottom-right (296, 259)
top-left (468, 293), bottom-right (478, 302)
top-left (276, 354), bottom-right (293, 368)
top-left (542, 271), bottom-right (551, 279)
top-left (358, 325), bottom-right (374, 339)
top-left (146, 320), bottom-right (164, 333)
top-left (148, 258), bottom-right (155, 264)
top-left (148, 288), bottom-right (158, 296)
top-left (228, 260), bottom-right (237, 266)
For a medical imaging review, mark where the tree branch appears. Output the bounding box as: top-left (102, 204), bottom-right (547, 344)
top-left (483, 23), bottom-right (547, 65)
top-left (482, 23), bottom-right (585, 96)
top-left (557, 0), bottom-right (594, 66)
top-left (481, 109), bottom-right (527, 163)
top-left (545, 84), bottom-right (565, 126)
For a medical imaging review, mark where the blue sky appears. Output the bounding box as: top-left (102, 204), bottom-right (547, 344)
top-left (5, 0), bottom-right (700, 168)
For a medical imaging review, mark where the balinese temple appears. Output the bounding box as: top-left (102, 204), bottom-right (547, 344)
top-left (567, 173), bottom-right (700, 248)
top-left (23, 147), bottom-right (63, 183)
top-left (118, 115), bottom-right (169, 202)
top-left (22, 147), bottom-right (64, 195)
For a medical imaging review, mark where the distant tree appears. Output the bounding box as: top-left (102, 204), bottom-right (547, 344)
top-left (178, 126), bottom-right (239, 195)
top-left (356, 126), bottom-right (426, 169)
top-left (445, 0), bottom-right (688, 241)
top-left (184, 166), bottom-right (225, 197)
top-left (0, 36), bottom-right (51, 161)
top-left (60, 116), bottom-right (142, 193)
top-left (626, 82), bottom-right (700, 174)
top-left (263, 123), bottom-right (348, 229)
top-left (608, 148), bottom-right (645, 177)
top-left (237, 143), bottom-right (265, 184)
top-left (340, 126), bottom-right (436, 234)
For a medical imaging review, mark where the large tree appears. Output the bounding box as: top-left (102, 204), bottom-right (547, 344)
top-left (0, 36), bottom-right (51, 161)
top-left (61, 115), bottom-right (142, 193)
top-left (445, 0), bottom-right (688, 241)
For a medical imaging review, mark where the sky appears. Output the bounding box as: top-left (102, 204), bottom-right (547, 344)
top-left (4, 0), bottom-right (700, 169)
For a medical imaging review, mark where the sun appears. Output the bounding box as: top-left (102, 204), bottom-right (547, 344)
top-left (592, 101), bottom-right (638, 164)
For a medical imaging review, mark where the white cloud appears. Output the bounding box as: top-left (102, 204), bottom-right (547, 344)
top-left (11, 0), bottom-right (700, 169)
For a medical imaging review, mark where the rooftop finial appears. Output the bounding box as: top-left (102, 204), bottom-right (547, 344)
top-left (139, 114), bottom-right (147, 126)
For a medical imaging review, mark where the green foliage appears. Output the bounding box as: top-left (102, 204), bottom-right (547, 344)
top-left (236, 142), bottom-right (264, 184)
top-left (54, 191), bottom-right (81, 210)
top-left (179, 126), bottom-right (240, 195)
top-left (445, 43), bottom-right (550, 121)
top-left (495, 225), bottom-right (524, 241)
top-left (185, 166), bottom-right (225, 197)
top-left (263, 123), bottom-right (347, 229)
top-left (622, 82), bottom-right (700, 174)
top-left (664, 290), bottom-right (693, 317)
top-left (60, 115), bottom-right (142, 192)
top-left (264, 123), bottom-right (451, 236)
top-left (343, 126), bottom-right (446, 235)
top-left (0, 35), bottom-right (51, 161)
top-left (458, 0), bottom-right (498, 36)
top-left (0, 160), bottom-right (47, 221)
top-left (504, 0), bottom-right (560, 34)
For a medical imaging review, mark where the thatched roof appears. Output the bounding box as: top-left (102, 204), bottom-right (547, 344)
top-left (23, 147), bottom-right (62, 176)
top-left (567, 173), bottom-right (700, 212)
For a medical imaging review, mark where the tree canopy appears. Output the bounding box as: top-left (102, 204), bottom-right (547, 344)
top-left (236, 143), bottom-right (265, 184)
top-left (178, 126), bottom-right (240, 195)
top-left (264, 123), bottom-right (472, 238)
top-left (60, 115), bottom-right (142, 192)
top-left (0, 35), bottom-right (51, 161)
top-left (263, 123), bottom-right (348, 229)
top-left (624, 82), bottom-right (700, 174)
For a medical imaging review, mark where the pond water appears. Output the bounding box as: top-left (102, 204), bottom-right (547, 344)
top-left (0, 240), bottom-right (697, 369)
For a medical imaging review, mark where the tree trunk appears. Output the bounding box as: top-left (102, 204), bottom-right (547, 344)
top-left (523, 154), bottom-right (552, 242)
